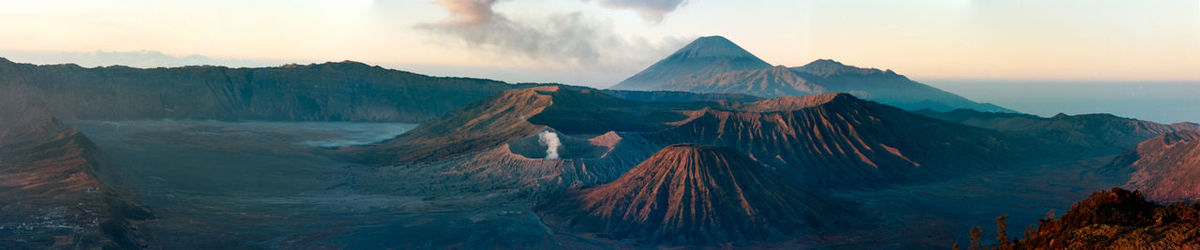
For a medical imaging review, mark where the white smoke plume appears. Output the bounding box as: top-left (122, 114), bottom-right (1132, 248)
top-left (415, 0), bottom-right (683, 67)
top-left (538, 130), bottom-right (562, 159)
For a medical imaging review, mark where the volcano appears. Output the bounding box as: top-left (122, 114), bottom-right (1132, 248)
top-left (608, 36), bottom-right (1011, 112)
top-left (609, 36), bottom-right (773, 91)
top-left (535, 144), bottom-right (843, 245)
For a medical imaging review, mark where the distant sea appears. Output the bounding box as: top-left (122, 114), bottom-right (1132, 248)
top-left (924, 80), bottom-right (1200, 124)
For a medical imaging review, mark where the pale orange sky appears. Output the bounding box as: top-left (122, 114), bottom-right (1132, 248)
top-left (0, 0), bottom-right (1196, 87)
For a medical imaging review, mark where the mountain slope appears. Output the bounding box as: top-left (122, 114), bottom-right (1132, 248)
top-left (0, 57), bottom-right (515, 122)
top-left (667, 66), bottom-right (826, 97)
top-left (609, 36), bottom-right (772, 91)
top-left (1109, 130), bottom-right (1200, 202)
top-left (535, 144), bottom-right (844, 245)
top-left (641, 93), bottom-right (1036, 188)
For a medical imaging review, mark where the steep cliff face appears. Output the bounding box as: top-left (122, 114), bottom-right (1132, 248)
top-left (1110, 131), bottom-right (1200, 202)
top-left (0, 57), bottom-right (515, 122)
top-left (916, 109), bottom-right (1200, 155)
top-left (0, 113), bottom-right (152, 249)
top-left (536, 144), bottom-right (844, 245)
top-left (643, 93), bottom-right (1033, 188)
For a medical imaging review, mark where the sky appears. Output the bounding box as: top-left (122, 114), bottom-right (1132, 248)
top-left (0, 0), bottom-right (1198, 88)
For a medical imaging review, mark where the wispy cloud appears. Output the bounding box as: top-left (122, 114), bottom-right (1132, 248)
top-left (590, 0), bottom-right (687, 23)
top-left (415, 0), bottom-right (682, 68)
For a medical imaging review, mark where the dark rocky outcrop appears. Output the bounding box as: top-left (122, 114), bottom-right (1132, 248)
top-left (991, 188), bottom-right (1200, 249)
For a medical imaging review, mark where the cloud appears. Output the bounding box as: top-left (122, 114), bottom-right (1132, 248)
top-left (590, 0), bottom-right (687, 23)
top-left (415, 0), bottom-right (682, 68)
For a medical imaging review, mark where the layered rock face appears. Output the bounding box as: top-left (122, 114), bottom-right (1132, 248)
top-left (535, 144), bottom-right (843, 245)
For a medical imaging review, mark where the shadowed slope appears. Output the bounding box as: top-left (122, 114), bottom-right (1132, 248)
top-left (536, 144), bottom-right (844, 245)
top-left (1111, 130), bottom-right (1200, 202)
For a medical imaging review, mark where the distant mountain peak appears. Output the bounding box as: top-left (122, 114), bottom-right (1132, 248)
top-left (794, 59), bottom-right (884, 77)
top-left (806, 59), bottom-right (846, 67)
top-left (669, 35), bottom-right (762, 60)
top-left (609, 35), bottom-right (771, 90)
